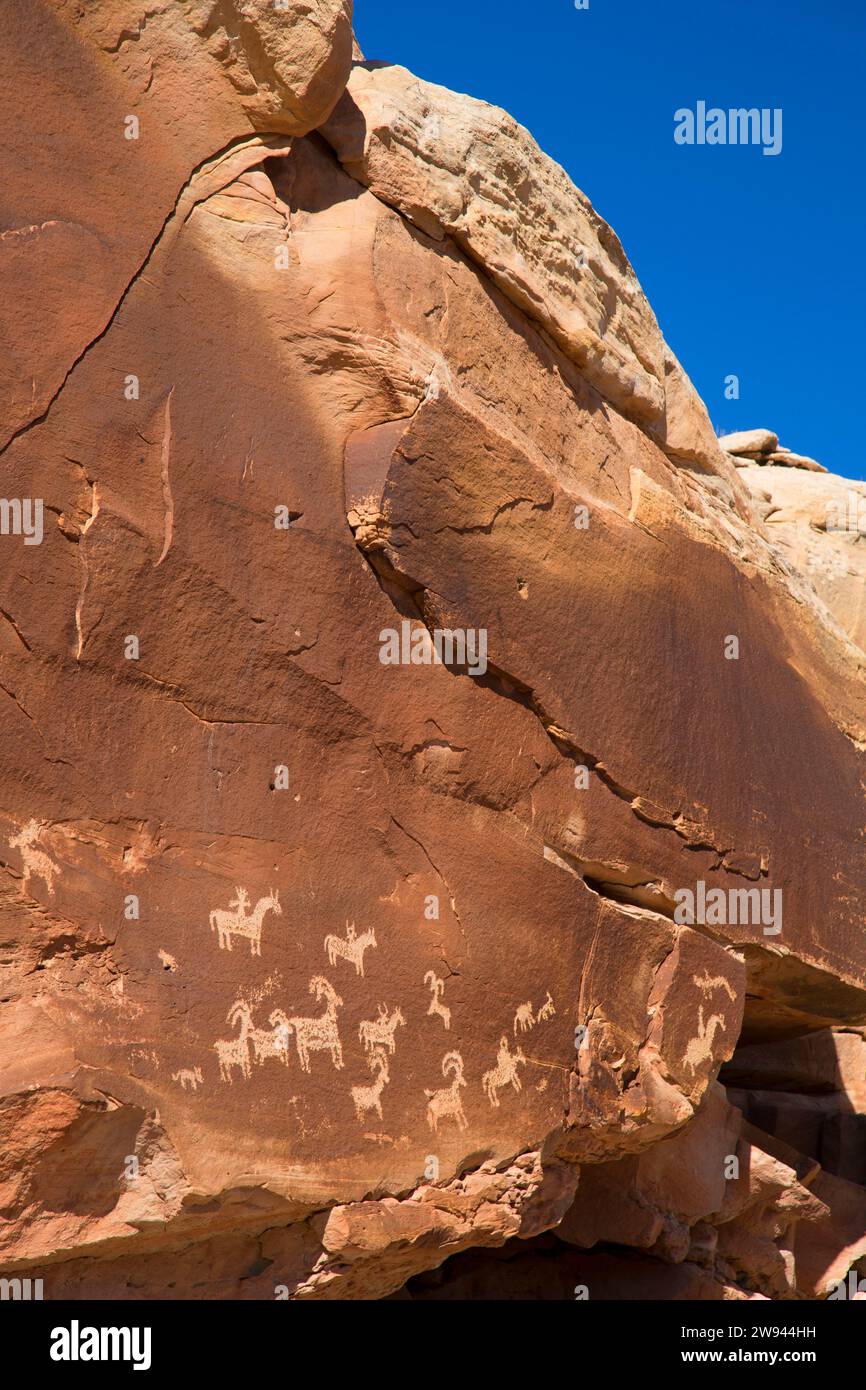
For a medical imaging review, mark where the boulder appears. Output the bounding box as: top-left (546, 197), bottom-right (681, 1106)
top-left (719, 428), bottom-right (779, 457)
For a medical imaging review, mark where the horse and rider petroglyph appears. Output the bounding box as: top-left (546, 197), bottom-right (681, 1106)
top-left (358, 1004), bottom-right (406, 1055)
top-left (209, 887), bottom-right (281, 956)
top-left (324, 921), bottom-right (377, 976)
top-left (483, 1036), bottom-right (527, 1107)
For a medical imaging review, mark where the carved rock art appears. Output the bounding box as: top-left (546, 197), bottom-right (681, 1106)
top-left (286, 977), bottom-right (344, 1074)
top-left (682, 1007), bottom-right (727, 1075)
top-left (171, 1066), bottom-right (203, 1092)
top-left (209, 887), bottom-right (282, 956)
top-left (424, 971), bottom-right (452, 1030)
top-left (251, 1011), bottom-right (292, 1068)
top-left (9, 819), bottom-right (59, 896)
top-left (358, 1004), bottom-right (406, 1054)
top-left (483, 1035), bottom-right (528, 1107)
top-left (324, 920), bottom-right (377, 976)
top-left (514, 1002), bottom-right (535, 1034)
top-left (351, 1046), bottom-right (390, 1123)
top-left (425, 1052), bottom-right (469, 1134)
top-left (214, 1001), bottom-right (254, 1083)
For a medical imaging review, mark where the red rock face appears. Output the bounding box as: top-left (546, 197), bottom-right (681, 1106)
top-left (1, 6), bottom-right (864, 1302)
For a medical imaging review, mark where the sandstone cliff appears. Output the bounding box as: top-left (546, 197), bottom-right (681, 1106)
top-left (0, 2), bottom-right (864, 1302)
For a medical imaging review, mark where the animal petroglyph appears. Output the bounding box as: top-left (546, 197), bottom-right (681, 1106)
top-left (285, 976), bottom-right (344, 1073)
top-left (693, 971), bottom-right (737, 1002)
top-left (425, 1051), bottom-right (468, 1133)
top-left (172, 1066), bottom-right (203, 1091)
top-left (483, 1036), bottom-right (527, 1107)
top-left (209, 887), bottom-right (281, 956)
top-left (129, 1047), bottom-right (160, 1070)
top-left (351, 1046), bottom-right (391, 1123)
top-left (513, 1002), bottom-right (535, 1034)
top-left (514, 992), bottom-right (555, 1033)
top-left (424, 971), bottom-right (451, 1030)
top-left (324, 921), bottom-right (377, 976)
top-left (251, 1010), bottom-right (292, 1067)
top-left (358, 1004), bottom-right (406, 1055)
top-left (537, 991), bottom-right (556, 1022)
top-left (214, 1001), bottom-right (253, 1082)
top-left (9, 819), bottom-right (59, 896)
top-left (682, 1006), bottom-right (727, 1074)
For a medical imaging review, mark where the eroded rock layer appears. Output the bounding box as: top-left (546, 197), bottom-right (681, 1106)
top-left (0, 2), bottom-right (864, 1301)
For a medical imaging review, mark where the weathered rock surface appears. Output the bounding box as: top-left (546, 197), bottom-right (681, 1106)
top-left (321, 62), bottom-right (738, 478)
top-left (1, 9), bottom-right (864, 1301)
top-left (719, 428), bottom-right (780, 458)
top-left (739, 464), bottom-right (866, 654)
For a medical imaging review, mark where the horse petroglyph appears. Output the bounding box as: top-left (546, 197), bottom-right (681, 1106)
top-left (209, 887), bottom-right (281, 956)
top-left (425, 1051), bottom-right (468, 1133)
top-left (424, 971), bottom-right (451, 1030)
top-left (358, 1004), bottom-right (406, 1055)
top-left (324, 921), bottom-right (377, 976)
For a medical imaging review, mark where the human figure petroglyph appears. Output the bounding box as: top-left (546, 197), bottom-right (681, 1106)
top-left (9, 819), bottom-right (59, 896)
top-left (286, 976), bottom-right (344, 1073)
top-left (324, 920), bottom-right (377, 976)
top-left (358, 1004), bottom-right (406, 1055)
top-left (351, 1046), bottom-right (390, 1123)
top-left (424, 971), bottom-right (451, 1030)
top-left (172, 1066), bottom-right (203, 1092)
top-left (209, 887), bottom-right (281, 956)
top-left (513, 1001), bottom-right (535, 1034)
top-left (425, 1051), bottom-right (468, 1133)
top-left (214, 1001), bottom-right (253, 1082)
top-left (483, 1035), bottom-right (527, 1107)
top-left (682, 1006), bottom-right (727, 1074)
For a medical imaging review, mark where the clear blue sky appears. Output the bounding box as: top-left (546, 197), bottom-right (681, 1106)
top-left (355, 0), bottom-right (865, 481)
